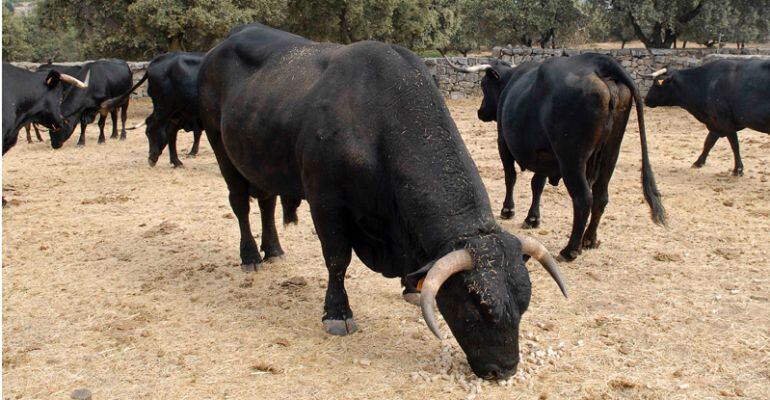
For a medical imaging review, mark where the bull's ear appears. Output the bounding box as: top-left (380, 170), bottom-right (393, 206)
top-left (487, 68), bottom-right (500, 81)
top-left (405, 260), bottom-right (436, 291)
top-left (44, 70), bottom-right (61, 89)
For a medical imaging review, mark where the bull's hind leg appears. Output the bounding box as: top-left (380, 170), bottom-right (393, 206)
top-left (187, 129), bottom-right (202, 157)
top-left (109, 109), bottom-right (119, 139)
top-left (120, 102), bottom-right (128, 140)
top-left (498, 136), bottom-right (517, 219)
top-left (309, 203), bottom-right (357, 335)
top-left (207, 130), bottom-right (262, 271)
top-left (257, 195), bottom-right (285, 260)
top-left (560, 172), bottom-right (592, 261)
top-left (523, 173), bottom-right (546, 229)
top-left (584, 87), bottom-right (629, 249)
top-left (25, 124), bottom-right (32, 143)
top-left (692, 131), bottom-right (720, 169)
top-left (725, 132), bottom-right (743, 176)
top-left (97, 114), bottom-right (107, 144)
top-left (166, 124), bottom-right (183, 167)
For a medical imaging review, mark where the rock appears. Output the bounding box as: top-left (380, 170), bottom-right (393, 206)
top-left (71, 389), bottom-right (92, 400)
top-left (281, 276), bottom-right (307, 287)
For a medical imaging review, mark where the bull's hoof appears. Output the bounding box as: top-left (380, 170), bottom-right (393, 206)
top-left (323, 318), bottom-right (358, 336)
top-left (97, 139), bottom-right (106, 145)
top-left (691, 161), bottom-right (705, 169)
top-left (119, 135), bottom-right (127, 141)
top-left (186, 152), bottom-right (198, 158)
top-left (76, 143), bottom-right (85, 148)
top-left (557, 248), bottom-right (579, 262)
top-left (582, 237), bottom-right (600, 249)
top-left (171, 161), bottom-right (184, 168)
top-left (732, 168), bottom-right (744, 177)
top-left (522, 217), bottom-right (540, 229)
top-left (110, 134), bottom-right (118, 139)
top-left (241, 262), bottom-right (262, 272)
top-left (402, 292), bottom-right (420, 306)
top-left (263, 248), bottom-right (285, 262)
top-left (500, 208), bottom-right (514, 220)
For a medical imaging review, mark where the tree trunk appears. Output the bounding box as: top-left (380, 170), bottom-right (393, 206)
top-left (682, 41), bottom-right (688, 48)
top-left (621, 40), bottom-right (626, 49)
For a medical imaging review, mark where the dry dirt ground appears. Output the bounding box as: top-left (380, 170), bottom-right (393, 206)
top-left (3, 98), bottom-right (769, 399)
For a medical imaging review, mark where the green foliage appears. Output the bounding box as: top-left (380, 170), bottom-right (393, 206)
top-left (3, 0), bottom-right (769, 61)
top-left (2, 4), bottom-right (82, 62)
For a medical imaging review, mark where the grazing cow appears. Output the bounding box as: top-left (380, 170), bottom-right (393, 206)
top-left (48, 59), bottom-right (132, 148)
top-left (644, 60), bottom-right (770, 176)
top-left (198, 24), bottom-right (568, 380)
top-left (102, 52), bottom-right (204, 167)
top-left (447, 54), bottom-right (666, 261)
top-left (2, 63), bottom-right (88, 155)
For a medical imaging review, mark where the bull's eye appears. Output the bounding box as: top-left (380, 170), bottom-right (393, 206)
top-left (63, 119), bottom-right (69, 126)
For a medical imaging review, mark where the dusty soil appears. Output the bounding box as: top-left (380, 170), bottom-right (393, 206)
top-left (3, 97), bottom-right (769, 399)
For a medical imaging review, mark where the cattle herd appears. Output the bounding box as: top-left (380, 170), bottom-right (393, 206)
top-left (2, 23), bottom-right (769, 380)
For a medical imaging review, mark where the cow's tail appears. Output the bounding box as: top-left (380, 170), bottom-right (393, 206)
top-left (601, 56), bottom-right (667, 226)
top-left (100, 71), bottom-right (148, 111)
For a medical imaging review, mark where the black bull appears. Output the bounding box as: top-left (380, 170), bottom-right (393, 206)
top-left (198, 23), bottom-right (568, 380)
top-left (2, 63), bottom-right (88, 155)
top-left (448, 54), bottom-right (667, 262)
top-left (102, 52), bottom-right (205, 167)
top-left (644, 59), bottom-right (770, 176)
top-left (49, 59), bottom-right (132, 148)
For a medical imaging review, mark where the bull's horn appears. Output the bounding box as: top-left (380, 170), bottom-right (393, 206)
top-left (648, 68), bottom-right (668, 78)
top-left (59, 71), bottom-right (89, 88)
top-left (514, 235), bottom-right (568, 298)
top-left (420, 249), bottom-right (473, 339)
top-left (443, 55), bottom-right (492, 73)
top-left (126, 120), bottom-right (146, 131)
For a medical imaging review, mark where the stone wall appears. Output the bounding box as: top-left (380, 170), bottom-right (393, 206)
top-left (11, 47), bottom-right (770, 100)
top-left (425, 47), bottom-right (770, 98)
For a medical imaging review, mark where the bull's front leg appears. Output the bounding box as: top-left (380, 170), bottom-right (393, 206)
top-left (309, 203), bottom-right (357, 336)
top-left (692, 131), bottom-right (721, 169)
top-left (76, 121), bottom-right (88, 147)
top-left (560, 173), bottom-right (592, 262)
top-left (187, 129), bottom-right (202, 157)
top-left (97, 113), bottom-right (107, 144)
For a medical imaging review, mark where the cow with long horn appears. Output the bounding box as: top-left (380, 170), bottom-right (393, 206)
top-left (198, 24), bottom-right (568, 380)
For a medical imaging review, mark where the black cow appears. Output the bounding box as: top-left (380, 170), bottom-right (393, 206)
top-left (198, 24), bottom-right (568, 380)
top-left (2, 63), bottom-right (88, 155)
top-left (644, 60), bottom-right (770, 176)
top-left (48, 59), bottom-right (132, 148)
top-left (447, 54), bottom-right (666, 261)
top-left (102, 52), bottom-right (204, 167)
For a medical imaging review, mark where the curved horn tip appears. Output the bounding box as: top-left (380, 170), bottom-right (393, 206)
top-left (420, 291), bottom-right (444, 339)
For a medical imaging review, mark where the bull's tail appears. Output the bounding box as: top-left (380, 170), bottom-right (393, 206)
top-left (125, 120), bottom-right (146, 131)
top-left (599, 56), bottom-right (667, 226)
top-left (101, 71), bottom-right (148, 111)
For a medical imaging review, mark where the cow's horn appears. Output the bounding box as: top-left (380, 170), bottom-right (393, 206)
top-left (443, 55), bottom-right (492, 73)
top-left (420, 249), bottom-right (473, 339)
top-left (59, 71), bottom-right (89, 88)
top-left (648, 68), bottom-right (668, 78)
top-left (514, 235), bottom-right (568, 298)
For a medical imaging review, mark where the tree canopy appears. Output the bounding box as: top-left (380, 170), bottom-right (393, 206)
top-left (2, 0), bottom-right (768, 62)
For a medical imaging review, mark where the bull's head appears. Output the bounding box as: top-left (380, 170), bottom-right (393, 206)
top-left (28, 70), bottom-right (88, 143)
top-left (49, 70), bottom-right (92, 148)
top-left (643, 67), bottom-right (679, 108)
top-left (443, 56), bottom-right (514, 122)
top-left (144, 115), bottom-right (168, 167)
top-left (409, 232), bottom-right (567, 380)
